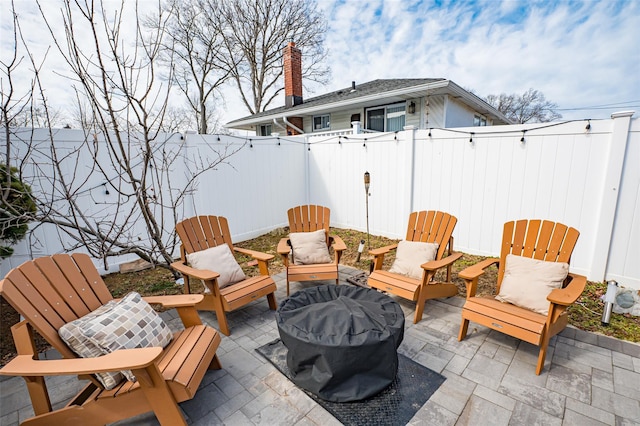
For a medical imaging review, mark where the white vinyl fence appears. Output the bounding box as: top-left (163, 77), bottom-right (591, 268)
top-left (2, 112), bottom-right (638, 289)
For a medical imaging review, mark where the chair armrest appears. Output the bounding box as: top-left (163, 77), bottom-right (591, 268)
top-left (171, 261), bottom-right (220, 281)
top-left (233, 247), bottom-right (274, 262)
top-left (459, 258), bottom-right (500, 281)
top-left (330, 235), bottom-right (347, 252)
top-left (277, 238), bottom-right (291, 255)
top-left (0, 347), bottom-right (162, 377)
top-left (459, 258), bottom-right (499, 298)
top-left (547, 273), bottom-right (587, 306)
top-left (421, 251), bottom-right (463, 271)
top-left (143, 294), bottom-right (204, 308)
top-left (369, 244), bottom-right (398, 257)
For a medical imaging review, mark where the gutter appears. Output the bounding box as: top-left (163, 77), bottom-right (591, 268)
top-left (282, 116), bottom-right (305, 134)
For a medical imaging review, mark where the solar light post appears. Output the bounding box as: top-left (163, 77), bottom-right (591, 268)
top-left (602, 280), bottom-right (618, 326)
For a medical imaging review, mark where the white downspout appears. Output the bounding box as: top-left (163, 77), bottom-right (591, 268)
top-left (272, 118), bottom-right (287, 132)
top-left (283, 116), bottom-right (305, 134)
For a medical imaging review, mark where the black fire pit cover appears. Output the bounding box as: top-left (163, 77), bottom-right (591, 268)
top-left (276, 285), bottom-right (404, 402)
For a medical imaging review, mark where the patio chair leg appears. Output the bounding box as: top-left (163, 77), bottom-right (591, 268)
top-left (458, 318), bottom-right (470, 341)
top-left (536, 333), bottom-right (551, 375)
top-left (267, 293), bottom-right (277, 310)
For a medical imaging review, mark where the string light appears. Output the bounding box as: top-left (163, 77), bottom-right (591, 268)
top-left (428, 128), bottom-right (432, 137)
top-left (585, 120), bottom-right (591, 131)
top-left (520, 130), bottom-right (526, 143)
top-left (249, 139), bottom-right (253, 148)
top-left (469, 132), bottom-right (474, 143)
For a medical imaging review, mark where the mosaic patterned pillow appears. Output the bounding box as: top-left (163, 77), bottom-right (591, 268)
top-left (59, 292), bottom-right (173, 389)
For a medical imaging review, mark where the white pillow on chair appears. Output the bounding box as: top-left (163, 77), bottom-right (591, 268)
top-left (289, 229), bottom-right (332, 265)
top-left (187, 244), bottom-right (246, 289)
top-left (496, 254), bottom-right (569, 315)
top-left (389, 240), bottom-right (439, 280)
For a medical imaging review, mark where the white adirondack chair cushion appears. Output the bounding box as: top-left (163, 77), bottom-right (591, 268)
top-left (59, 292), bottom-right (173, 389)
top-left (187, 244), bottom-right (246, 289)
top-left (389, 241), bottom-right (439, 279)
top-left (496, 254), bottom-right (569, 315)
top-left (289, 229), bottom-right (332, 265)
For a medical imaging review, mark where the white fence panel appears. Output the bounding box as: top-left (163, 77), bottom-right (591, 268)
top-left (184, 134), bottom-right (307, 240)
top-left (2, 114), bottom-right (638, 288)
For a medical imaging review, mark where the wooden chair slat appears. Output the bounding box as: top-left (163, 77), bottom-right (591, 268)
top-left (177, 219), bottom-right (199, 253)
top-left (511, 219), bottom-right (529, 256)
top-left (522, 220), bottom-right (541, 258)
top-left (1, 274), bottom-right (75, 358)
top-left (405, 211), bottom-right (419, 241)
top-left (558, 228), bottom-right (579, 263)
top-left (30, 256), bottom-right (94, 319)
top-left (436, 215), bottom-right (457, 260)
top-left (414, 211), bottom-right (427, 241)
top-left (533, 221), bottom-right (554, 260)
top-left (429, 211), bottom-right (446, 245)
top-left (301, 205), bottom-right (310, 231)
top-left (191, 217), bottom-right (210, 251)
top-left (50, 254), bottom-right (103, 312)
top-left (67, 253), bottom-right (113, 305)
top-left (309, 205), bottom-right (318, 231)
top-left (218, 216), bottom-right (233, 247)
top-left (287, 208), bottom-right (297, 232)
top-left (546, 222), bottom-right (568, 262)
top-left (497, 221), bottom-right (513, 286)
top-left (15, 263), bottom-right (79, 324)
top-left (206, 216), bottom-right (225, 247)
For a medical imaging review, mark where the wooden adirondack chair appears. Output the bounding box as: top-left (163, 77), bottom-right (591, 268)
top-left (172, 215), bottom-right (277, 336)
top-left (368, 210), bottom-right (463, 324)
top-left (277, 205), bottom-right (347, 296)
top-left (0, 253), bottom-right (221, 426)
top-left (458, 219), bottom-right (587, 375)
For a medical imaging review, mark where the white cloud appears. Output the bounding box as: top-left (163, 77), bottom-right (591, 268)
top-left (3, 0), bottom-right (638, 127)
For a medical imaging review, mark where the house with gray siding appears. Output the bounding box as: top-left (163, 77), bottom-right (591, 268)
top-left (226, 42), bottom-right (510, 136)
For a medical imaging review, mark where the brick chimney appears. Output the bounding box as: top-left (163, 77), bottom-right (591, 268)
top-left (283, 42), bottom-right (303, 107)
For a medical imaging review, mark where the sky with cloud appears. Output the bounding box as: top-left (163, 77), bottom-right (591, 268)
top-left (3, 0), bottom-right (639, 127)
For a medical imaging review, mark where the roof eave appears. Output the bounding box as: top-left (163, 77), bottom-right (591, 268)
top-left (226, 79), bottom-right (511, 128)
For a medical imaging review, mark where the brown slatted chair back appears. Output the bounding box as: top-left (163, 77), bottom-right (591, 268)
top-left (176, 215), bottom-right (235, 257)
top-left (496, 219), bottom-right (580, 291)
top-left (0, 253), bottom-right (113, 362)
top-left (287, 205), bottom-right (331, 244)
top-left (405, 210), bottom-right (458, 260)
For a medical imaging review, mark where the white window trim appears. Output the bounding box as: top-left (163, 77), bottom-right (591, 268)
top-left (365, 102), bottom-right (406, 132)
top-left (474, 114), bottom-right (487, 127)
top-left (312, 114), bottom-right (331, 132)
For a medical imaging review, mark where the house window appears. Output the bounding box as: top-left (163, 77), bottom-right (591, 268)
top-left (365, 103), bottom-right (406, 132)
top-left (258, 124), bottom-right (272, 136)
top-left (473, 115), bottom-right (487, 126)
top-left (313, 114), bottom-right (330, 131)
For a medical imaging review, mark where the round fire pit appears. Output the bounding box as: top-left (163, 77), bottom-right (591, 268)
top-left (276, 285), bottom-right (404, 402)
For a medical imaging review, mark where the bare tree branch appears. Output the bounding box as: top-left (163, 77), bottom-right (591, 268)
top-left (484, 88), bottom-right (562, 123)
